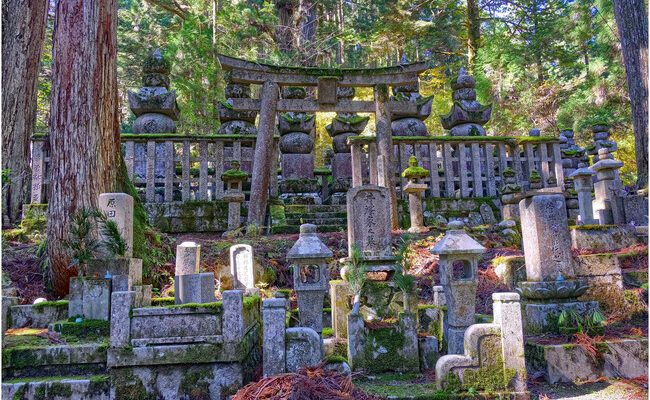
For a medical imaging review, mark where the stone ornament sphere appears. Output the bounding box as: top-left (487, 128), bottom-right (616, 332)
top-left (332, 133), bottom-right (356, 153)
top-left (133, 113), bottom-right (176, 133)
top-left (225, 84), bottom-right (251, 99)
top-left (516, 279), bottom-right (589, 300)
top-left (339, 265), bottom-right (350, 281)
top-left (391, 118), bottom-right (427, 136)
top-left (280, 132), bottom-right (314, 154)
top-left (591, 125), bottom-right (610, 133)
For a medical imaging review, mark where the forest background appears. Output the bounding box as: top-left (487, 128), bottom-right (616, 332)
top-left (32, 0), bottom-right (641, 184)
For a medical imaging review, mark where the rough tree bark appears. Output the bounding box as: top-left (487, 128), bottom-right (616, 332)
top-left (1, 0), bottom-right (48, 224)
top-left (466, 0), bottom-right (480, 72)
top-left (47, 0), bottom-right (120, 296)
top-left (276, 0), bottom-right (297, 54)
top-left (611, 0), bottom-right (648, 188)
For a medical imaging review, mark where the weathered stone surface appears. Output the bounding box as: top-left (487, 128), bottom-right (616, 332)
top-left (623, 194), bottom-right (649, 225)
top-left (279, 113), bottom-right (315, 133)
top-left (492, 293), bottom-right (527, 393)
top-left (218, 120), bottom-right (258, 135)
top-left (330, 281), bottom-right (351, 339)
top-left (281, 153), bottom-right (315, 180)
top-left (391, 117), bottom-right (428, 136)
top-left (529, 338), bottom-right (648, 384)
top-left (87, 257), bottom-right (142, 289)
top-left (222, 290), bottom-right (244, 343)
top-left (285, 327), bottom-right (322, 372)
top-left (111, 291), bottom-right (135, 348)
top-left (493, 256), bottom-right (526, 290)
top-left (99, 193), bottom-right (134, 258)
top-left (522, 300), bottom-right (599, 334)
top-left (133, 113), bottom-right (177, 133)
top-left (175, 241), bottom-right (200, 276)
top-left (479, 203), bottom-right (497, 224)
top-left (230, 244), bottom-right (255, 289)
top-left (9, 303), bottom-right (67, 329)
top-left (347, 185), bottom-right (392, 258)
top-left (174, 273), bottom-right (215, 304)
top-left (332, 132), bottom-right (356, 153)
top-left (81, 279), bottom-right (111, 320)
top-left (263, 298), bottom-right (287, 377)
top-left (2, 378), bottom-right (111, 400)
top-left (133, 285), bottom-right (152, 308)
top-left (419, 336), bottom-right (440, 370)
top-left (571, 226), bottom-right (639, 252)
top-left (449, 123), bottom-right (486, 136)
top-left (279, 132), bottom-right (314, 154)
top-left (130, 305), bottom-right (221, 345)
top-left (519, 194), bottom-right (575, 281)
top-left (332, 153), bottom-right (352, 181)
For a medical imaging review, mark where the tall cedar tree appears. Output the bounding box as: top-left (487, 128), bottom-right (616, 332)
top-left (1, 0), bottom-right (48, 224)
top-left (611, 0), bottom-right (648, 188)
top-left (47, 0), bottom-right (121, 296)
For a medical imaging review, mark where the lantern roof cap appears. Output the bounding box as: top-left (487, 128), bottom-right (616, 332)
top-left (287, 224), bottom-right (333, 260)
top-left (432, 221), bottom-right (486, 255)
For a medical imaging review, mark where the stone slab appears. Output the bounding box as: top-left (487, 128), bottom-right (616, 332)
top-left (570, 226), bottom-right (639, 252)
top-left (9, 303), bottom-right (68, 329)
top-left (346, 185), bottom-right (392, 258)
top-left (230, 244), bottom-right (255, 289)
top-left (130, 306), bottom-right (222, 343)
top-left (87, 257), bottom-right (143, 288)
top-left (285, 327), bottom-right (322, 372)
top-left (99, 193), bottom-right (134, 258)
top-left (522, 301), bottom-right (599, 335)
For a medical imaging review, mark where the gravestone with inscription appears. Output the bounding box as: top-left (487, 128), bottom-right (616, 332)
top-left (174, 241), bottom-right (215, 304)
top-left (516, 191), bottom-right (598, 334)
top-left (230, 244), bottom-right (256, 290)
top-left (346, 185), bottom-right (393, 260)
top-left (99, 193), bottom-right (134, 257)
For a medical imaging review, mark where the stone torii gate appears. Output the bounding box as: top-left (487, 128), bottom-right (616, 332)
top-left (217, 54), bottom-right (430, 229)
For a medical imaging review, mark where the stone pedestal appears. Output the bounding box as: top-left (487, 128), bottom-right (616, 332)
top-left (263, 298), bottom-right (287, 377)
top-left (68, 278), bottom-right (111, 320)
top-left (281, 154), bottom-right (315, 179)
top-left (570, 165), bottom-right (597, 225)
top-left (329, 281), bottom-right (351, 339)
top-left (404, 182), bottom-right (428, 233)
top-left (174, 241), bottom-right (215, 304)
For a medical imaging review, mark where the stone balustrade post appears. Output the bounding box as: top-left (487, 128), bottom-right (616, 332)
top-left (222, 290), bottom-right (245, 343)
top-left (492, 292), bottom-right (527, 394)
top-left (570, 164), bottom-right (597, 225)
top-left (262, 298), bottom-right (287, 377)
top-left (110, 291), bottom-right (135, 348)
top-left (591, 148), bottom-right (624, 225)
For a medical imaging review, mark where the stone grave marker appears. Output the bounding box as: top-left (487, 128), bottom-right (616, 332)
top-left (346, 185), bottom-right (392, 257)
top-left (230, 244), bottom-right (255, 289)
top-left (99, 193), bottom-right (134, 257)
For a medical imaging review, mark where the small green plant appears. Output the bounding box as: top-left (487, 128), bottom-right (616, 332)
top-left (64, 209), bottom-right (102, 276)
top-left (97, 215), bottom-right (127, 257)
top-left (345, 244), bottom-right (367, 315)
top-left (393, 239), bottom-right (416, 313)
top-left (557, 309), bottom-right (605, 336)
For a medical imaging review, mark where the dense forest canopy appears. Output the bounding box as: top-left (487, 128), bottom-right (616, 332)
top-left (33, 0), bottom-right (639, 184)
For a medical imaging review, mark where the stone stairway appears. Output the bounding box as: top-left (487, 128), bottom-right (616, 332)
top-left (273, 204), bottom-right (348, 234)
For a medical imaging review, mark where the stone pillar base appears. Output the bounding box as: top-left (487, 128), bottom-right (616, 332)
top-left (447, 326), bottom-right (468, 355)
top-left (174, 273), bottom-right (215, 304)
top-left (522, 300), bottom-right (599, 335)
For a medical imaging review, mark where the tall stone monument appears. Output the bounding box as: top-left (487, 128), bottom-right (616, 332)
top-left (326, 87), bottom-right (369, 204)
top-left (390, 76), bottom-right (433, 137)
top-left (128, 49), bottom-right (180, 186)
top-left (218, 82), bottom-right (258, 136)
top-left (230, 244), bottom-right (256, 290)
top-left (441, 68), bottom-right (492, 136)
top-left (516, 191), bottom-right (597, 333)
top-left (591, 148), bottom-right (625, 224)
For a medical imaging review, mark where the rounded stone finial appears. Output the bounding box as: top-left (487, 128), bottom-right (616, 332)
top-left (143, 48), bottom-right (171, 75)
top-left (299, 224), bottom-right (317, 235)
top-left (529, 128), bottom-right (541, 137)
top-left (447, 220), bottom-right (465, 230)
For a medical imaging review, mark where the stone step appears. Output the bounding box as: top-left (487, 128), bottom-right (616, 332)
top-left (2, 375), bottom-right (111, 399)
top-left (285, 204), bottom-right (347, 213)
top-left (285, 217), bottom-right (347, 226)
top-left (284, 211), bottom-right (347, 219)
top-left (272, 224), bottom-right (345, 234)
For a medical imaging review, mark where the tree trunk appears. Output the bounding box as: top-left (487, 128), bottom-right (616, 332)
top-left (612, 0), bottom-right (648, 188)
top-left (466, 0), bottom-right (480, 72)
top-left (297, 0), bottom-right (317, 65)
top-left (1, 0), bottom-right (48, 225)
top-left (47, 0), bottom-right (120, 297)
top-left (276, 0), bottom-right (297, 54)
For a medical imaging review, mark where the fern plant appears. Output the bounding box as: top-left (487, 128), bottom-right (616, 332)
top-left (393, 238), bottom-right (416, 313)
top-left (345, 244), bottom-right (367, 315)
top-left (558, 309), bottom-right (605, 336)
top-left (97, 214), bottom-right (127, 257)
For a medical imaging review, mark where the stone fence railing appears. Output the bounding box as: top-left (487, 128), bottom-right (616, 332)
top-left (29, 134), bottom-right (280, 204)
top-left (349, 136), bottom-right (564, 198)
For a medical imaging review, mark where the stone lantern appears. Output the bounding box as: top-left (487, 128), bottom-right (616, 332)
top-left (402, 156), bottom-right (429, 233)
top-left (221, 160), bottom-right (248, 235)
top-left (569, 163), bottom-right (597, 225)
top-left (287, 224), bottom-right (333, 335)
top-left (431, 220), bottom-right (486, 354)
top-left (590, 148), bottom-right (625, 224)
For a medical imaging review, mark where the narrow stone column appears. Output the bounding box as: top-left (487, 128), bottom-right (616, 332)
top-left (110, 291), bottom-right (134, 348)
top-left (330, 280), bottom-right (351, 339)
top-left (570, 164), bottom-right (597, 225)
top-left (249, 81), bottom-right (280, 229)
top-left (262, 297), bottom-right (287, 377)
top-left (402, 156), bottom-right (429, 233)
top-left (591, 149), bottom-right (625, 225)
top-left (222, 290), bottom-right (244, 343)
top-left (374, 84), bottom-right (399, 230)
top-left (492, 292), bottom-right (527, 394)
top-left (175, 241), bottom-right (200, 276)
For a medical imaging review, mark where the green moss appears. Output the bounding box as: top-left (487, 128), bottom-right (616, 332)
top-left (569, 224), bottom-right (618, 231)
top-left (112, 370), bottom-right (156, 400)
top-left (12, 385), bottom-right (26, 400)
top-left (162, 301), bottom-right (223, 313)
top-left (34, 386), bottom-right (46, 400)
top-left (51, 319), bottom-right (109, 339)
top-left (119, 133), bottom-right (264, 140)
top-left (48, 382), bottom-right (73, 397)
top-left (219, 100), bottom-right (233, 109)
top-left (180, 369), bottom-right (213, 397)
top-left (243, 295), bottom-right (261, 310)
top-left (402, 156), bottom-right (430, 180)
top-left (32, 300), bottom-right (68, 310)
top-left (150, 297), bottom-right (175, 306)
top-left (280, 112), bottom-right (314, 123)
top-left (313, 167), bottom-right (332, 175)
top-left (334, 115), bottom-right (370, 125)
top-left (322, 327), bottom-right (334, 338)
top-left (325, 354), bottom-right (347, 363)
